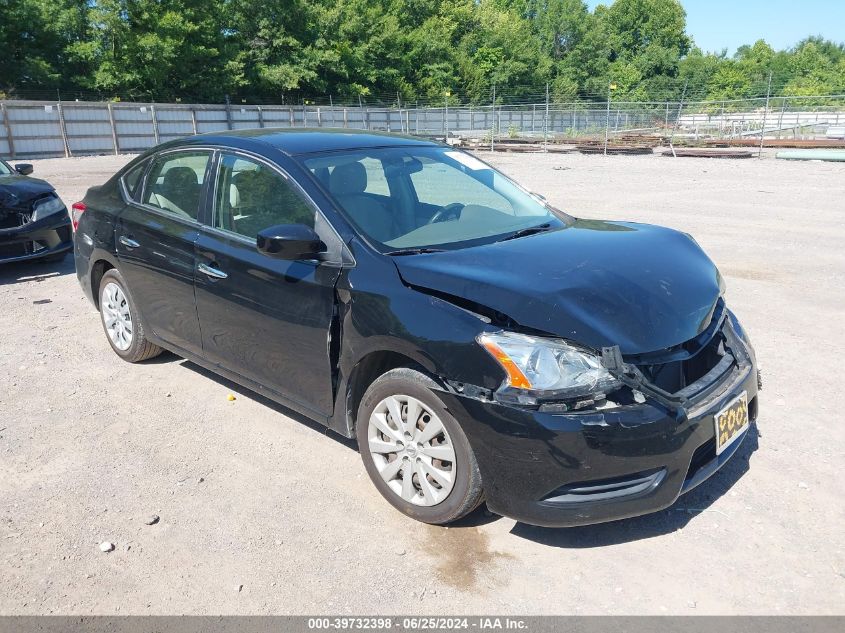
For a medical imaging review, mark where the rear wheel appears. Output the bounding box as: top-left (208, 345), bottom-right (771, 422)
top-left (357, 367), bottom-right (484, 524)
top-left (98, 268), bottom-right (162, 363)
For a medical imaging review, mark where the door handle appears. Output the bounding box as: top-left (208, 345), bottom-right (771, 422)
top-left (119, 235), bottom-right (140, 249)
top-left (198, 262), bottom-right (228, 279)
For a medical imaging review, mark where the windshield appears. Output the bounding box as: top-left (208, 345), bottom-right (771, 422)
top-left (0, 161), bottom-right (11, 175)
top-left (302, 147), bottom-right (570, 252)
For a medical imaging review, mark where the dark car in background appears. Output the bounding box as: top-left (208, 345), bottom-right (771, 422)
top-left (72, 129), bottom-right (759, 527)
top-left (0, 159), bottom-right (72, 264)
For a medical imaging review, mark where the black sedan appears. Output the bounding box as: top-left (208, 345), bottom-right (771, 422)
top-left (73, 130), bottom-right (759, 527)
top-left (0, 159), bottom-right (72, 263)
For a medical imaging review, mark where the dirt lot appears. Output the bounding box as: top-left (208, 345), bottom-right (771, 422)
top-left (1, 150), bottom-right (844, 615)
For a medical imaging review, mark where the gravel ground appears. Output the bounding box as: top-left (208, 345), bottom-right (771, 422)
top-left (1, 149), bottom-right (843, 615)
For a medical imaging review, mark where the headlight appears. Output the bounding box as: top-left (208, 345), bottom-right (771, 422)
top-left (477, 331), bottom-right (621, 405)
top-left (31, 195), bottom-right (67, 222)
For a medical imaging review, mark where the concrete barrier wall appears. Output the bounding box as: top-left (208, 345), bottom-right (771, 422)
top-left (2, 99), bottom-right (844, 159)
top-left (0, 101), bottom-right (423, 158)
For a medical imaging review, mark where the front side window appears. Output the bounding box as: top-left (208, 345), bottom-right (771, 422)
top-left (213, 153), bottom-right (315, 239)
top-left (0, 161), bottom-right (11, 175)
top-left (302, 147), bottom-right (569, 251)
top-left (142, 151), bottom-right (210, 220)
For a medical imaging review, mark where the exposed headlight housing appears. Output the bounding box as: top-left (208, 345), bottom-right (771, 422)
top-left (477, 331), bottom-right (622, 406)
top-left (31, 195), bottom-right (67, 222)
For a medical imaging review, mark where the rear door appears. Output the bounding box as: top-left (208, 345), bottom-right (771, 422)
top-left (193, 151), bottom-right (344, 417)
top-left (115, 149), bottom-right (212, 356)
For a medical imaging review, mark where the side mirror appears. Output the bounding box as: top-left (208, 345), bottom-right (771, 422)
top-left (257, 224), bottom-right (327, 261)
top-left (15, 164), bottom-right (33, 176)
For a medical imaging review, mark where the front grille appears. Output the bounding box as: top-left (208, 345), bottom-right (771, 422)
top-left (0, 242), bottom-right (30, 258)
top-left (687, 437), bottom-right (717, 481)
top-left (683, 394), bottom-right (757, 492)
top-left (0, 209), bottom-right (32, 229)
top-left (637, 335), bottom-right (726, 394)
top-left (633, 300), bottom-right (731, 395)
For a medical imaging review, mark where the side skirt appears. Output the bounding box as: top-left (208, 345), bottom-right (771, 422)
top-left (146, 334), bottom-right (333, 430)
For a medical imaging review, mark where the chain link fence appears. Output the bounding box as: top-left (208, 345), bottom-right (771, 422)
top-left (2, 95), bottom-right (844, 159)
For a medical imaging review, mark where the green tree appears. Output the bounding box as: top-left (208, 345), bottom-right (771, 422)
top-left (596, 0), bottom-right (690, 100)
top-left (225, 0), bottom-right (327, 100)
top-left (82, 0), bottom-right (233, 101)
top-left (782, 39), bottom-right (845, 100)
top-left (456, 0), bottom-right (546, 103)
top-left (3, 0), bottom-right (845, 107)
top-left (0, 0), bottom-right (92, 96)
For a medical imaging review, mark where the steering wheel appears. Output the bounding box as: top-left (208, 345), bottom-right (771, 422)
top-left (428, 202), bottom-right (465, 224)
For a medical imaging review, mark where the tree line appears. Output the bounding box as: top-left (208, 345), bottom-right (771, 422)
top-left (2, 0), bottom-right (844, 105)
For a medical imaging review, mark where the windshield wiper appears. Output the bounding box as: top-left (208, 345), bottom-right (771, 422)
top-left (496, 223), bottom-right (553, 243)
top-left (384, 247), bottom-right (446, 256)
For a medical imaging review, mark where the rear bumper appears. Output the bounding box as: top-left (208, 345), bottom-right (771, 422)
top-left (0, 215), bottom-right (72, 263)
top-left (441, 344), bottom-right (759, 528)
top-left (74, 234), bottom-right (96, 306)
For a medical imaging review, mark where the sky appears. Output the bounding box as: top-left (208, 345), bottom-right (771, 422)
top-left (586, 0), bottom-right (845, 55)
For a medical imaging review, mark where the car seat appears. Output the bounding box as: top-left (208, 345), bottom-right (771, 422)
top-left (159, 166), bottom-right (201, 218)
top-left (329, 162), bottom-right (398, 242)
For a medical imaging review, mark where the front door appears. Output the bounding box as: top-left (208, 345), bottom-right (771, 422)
top-left (116, 150), bottom-right (212, 356)
top-left (193, 151), bottom-right (342, 417)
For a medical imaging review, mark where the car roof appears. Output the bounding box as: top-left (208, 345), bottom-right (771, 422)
top-left (174, 128), bottom-right (439, 156)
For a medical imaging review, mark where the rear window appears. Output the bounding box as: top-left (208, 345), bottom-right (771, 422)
top-left (141, 151), bottom-right (211, 221)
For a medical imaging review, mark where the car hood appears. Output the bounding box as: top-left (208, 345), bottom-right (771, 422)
top-left (0, 175), bottom-right (55, 208)
top-left (392, 219), bottom-right (723, 355)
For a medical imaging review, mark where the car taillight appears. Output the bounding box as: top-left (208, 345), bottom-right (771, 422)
top-left (71, 202), bottom-right (86, 231)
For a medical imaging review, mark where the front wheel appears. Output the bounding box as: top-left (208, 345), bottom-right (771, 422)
top-left (357, 367), bottom-right (484, 524)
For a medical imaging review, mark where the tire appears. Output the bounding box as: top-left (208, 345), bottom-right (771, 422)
top-left (97, 268), bottom-right (163, 363)
top-left (357, 367), bottom-right (484, 524)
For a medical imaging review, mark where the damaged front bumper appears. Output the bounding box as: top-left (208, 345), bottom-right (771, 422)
top-left (439, 320), bottom-right (760, 528)
top-left (0, 213), bottom-right (73, 263)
